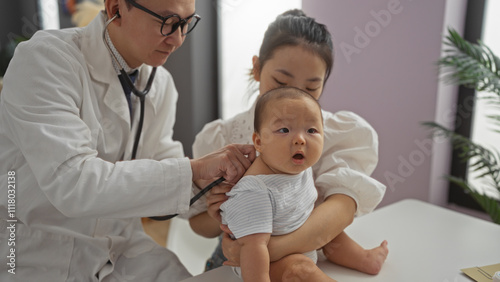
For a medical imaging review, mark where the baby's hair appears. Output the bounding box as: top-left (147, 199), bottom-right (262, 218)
top-left (254, 86), bottom-right (322, 133)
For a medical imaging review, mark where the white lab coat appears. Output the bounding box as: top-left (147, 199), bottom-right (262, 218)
top-left (0, 12), bottom-right (193, 281)
top-left (189, 102), bottom-right (386, 218)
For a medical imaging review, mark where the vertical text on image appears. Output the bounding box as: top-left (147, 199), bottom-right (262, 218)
top-left (6, 170), bottom-right (17, 275)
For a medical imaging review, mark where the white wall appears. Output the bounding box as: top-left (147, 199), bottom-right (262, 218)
top-left (303, 0), bottom-right (466, 209)
top-left (219, 0), bottom-right (301, 119)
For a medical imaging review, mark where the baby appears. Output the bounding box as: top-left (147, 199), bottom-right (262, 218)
top-left (221, 86), bottom-right (334, 281)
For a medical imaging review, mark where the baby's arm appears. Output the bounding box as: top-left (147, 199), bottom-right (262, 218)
top-left (222, 194), bottom-right (355, 265)
top-left (238, 233), bottom-right (272, 282)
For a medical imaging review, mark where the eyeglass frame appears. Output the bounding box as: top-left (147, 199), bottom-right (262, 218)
top-left (124, 0), bottom-right (201, 36)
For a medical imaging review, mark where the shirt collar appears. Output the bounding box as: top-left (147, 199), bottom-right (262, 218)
top-left (104, 28), bottom-right (137, 75)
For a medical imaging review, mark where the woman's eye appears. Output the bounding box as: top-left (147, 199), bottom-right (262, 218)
top-left (274, 78), bottom-right (286, 86)
top-left (277, 128), bottom-right (289, 133)
top-left (306, 87), bottom-right (320, 92)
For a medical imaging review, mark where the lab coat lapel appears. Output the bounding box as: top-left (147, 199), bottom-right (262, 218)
top-left (81, 11), bottom-right (131, 127)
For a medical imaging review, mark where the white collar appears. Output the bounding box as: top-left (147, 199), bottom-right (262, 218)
top-left (104, 28), bottom-right (137, 75)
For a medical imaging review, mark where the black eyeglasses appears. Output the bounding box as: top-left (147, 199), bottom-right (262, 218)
top-left (125, 0), bottom-right (201, 36)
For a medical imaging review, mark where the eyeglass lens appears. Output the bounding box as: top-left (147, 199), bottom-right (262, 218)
top-left (161, 15), bottom-right (199, 36)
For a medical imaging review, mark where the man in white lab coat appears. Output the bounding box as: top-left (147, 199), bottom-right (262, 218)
top-left (0, 0), bottom-right (254, 281)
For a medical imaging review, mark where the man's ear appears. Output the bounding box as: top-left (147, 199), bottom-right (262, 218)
top-left (252, 132), bottom-right (262, 152)
top-left (105, 0), bottom-right (121, 21)
top-left (252, 56), bottom-right (261, 82)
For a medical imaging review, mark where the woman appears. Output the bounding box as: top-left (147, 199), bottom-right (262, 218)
top-left (189, 9), bottom-right (387, 275)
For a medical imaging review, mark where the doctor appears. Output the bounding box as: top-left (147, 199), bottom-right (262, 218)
top-left (0, 0), bottom-right (254, 281)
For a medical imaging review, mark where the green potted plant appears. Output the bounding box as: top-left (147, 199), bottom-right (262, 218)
top-left (424, 28), bottom-right (500, 224)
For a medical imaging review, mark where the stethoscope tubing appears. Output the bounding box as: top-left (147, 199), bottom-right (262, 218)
top-left (149, 177), bottom-right (226, 221)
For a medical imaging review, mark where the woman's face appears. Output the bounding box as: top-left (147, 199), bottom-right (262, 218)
top-left (254, 45), bottom-right (328, 100)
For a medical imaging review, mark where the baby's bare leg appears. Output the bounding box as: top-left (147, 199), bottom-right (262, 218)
top-left (270, 254), bottom-right (336, 282)
top-left (322, 231), bottom-right (388, 275)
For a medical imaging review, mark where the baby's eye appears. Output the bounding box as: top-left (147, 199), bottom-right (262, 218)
top-left (277, 128), bottom-right (289, 133)
top-left (307, 128), bottom-right (319, 134)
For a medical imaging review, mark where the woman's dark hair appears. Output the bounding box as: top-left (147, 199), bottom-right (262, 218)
top-left (257, 9), bottom-right (334, 84)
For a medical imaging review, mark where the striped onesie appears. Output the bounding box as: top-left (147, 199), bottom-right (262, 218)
top-left (220, 168), bottom-right (318, 263)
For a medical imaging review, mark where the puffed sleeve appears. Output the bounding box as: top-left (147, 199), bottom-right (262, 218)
top-left (313, 110), bottom-right (386, 216)
top-left (192, 120), bottom-right (229, 159)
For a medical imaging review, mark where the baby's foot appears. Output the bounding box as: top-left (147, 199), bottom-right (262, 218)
top-left (357, 240), bottom-right (389, 275)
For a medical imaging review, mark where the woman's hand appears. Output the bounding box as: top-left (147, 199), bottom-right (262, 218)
top-left (220, 224), bottom-right (241, 267)
top-left (206, 183), bottom-right (232, 223)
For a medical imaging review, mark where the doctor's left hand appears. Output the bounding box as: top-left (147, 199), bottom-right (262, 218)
top-left (190, 144), bottom-right (256, 184)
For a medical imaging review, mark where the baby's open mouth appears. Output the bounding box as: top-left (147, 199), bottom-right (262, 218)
top-left (293, 153), bottom-right (304, 160)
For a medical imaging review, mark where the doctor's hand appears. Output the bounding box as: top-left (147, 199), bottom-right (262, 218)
top-left (190, 144), bottom-right (255, 184)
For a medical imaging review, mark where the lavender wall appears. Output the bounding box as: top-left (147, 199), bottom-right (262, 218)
top-left (302, 0), bottom-right (451, 208)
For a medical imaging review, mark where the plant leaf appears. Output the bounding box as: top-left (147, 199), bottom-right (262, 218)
top-left (439, 28), bottom-right (500, 95)
top-left (448, 176), bottom-right (500, 224)
top-left (422, 122), bottom-right (500, 192)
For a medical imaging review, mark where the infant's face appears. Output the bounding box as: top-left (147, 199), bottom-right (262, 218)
top-left (255, 97), bottom-right (324, 175)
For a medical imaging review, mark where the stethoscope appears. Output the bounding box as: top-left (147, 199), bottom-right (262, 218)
top-left (103, 13), bottom-right (224, 221)
top-left (103, 13), bottom-right (157, 160)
